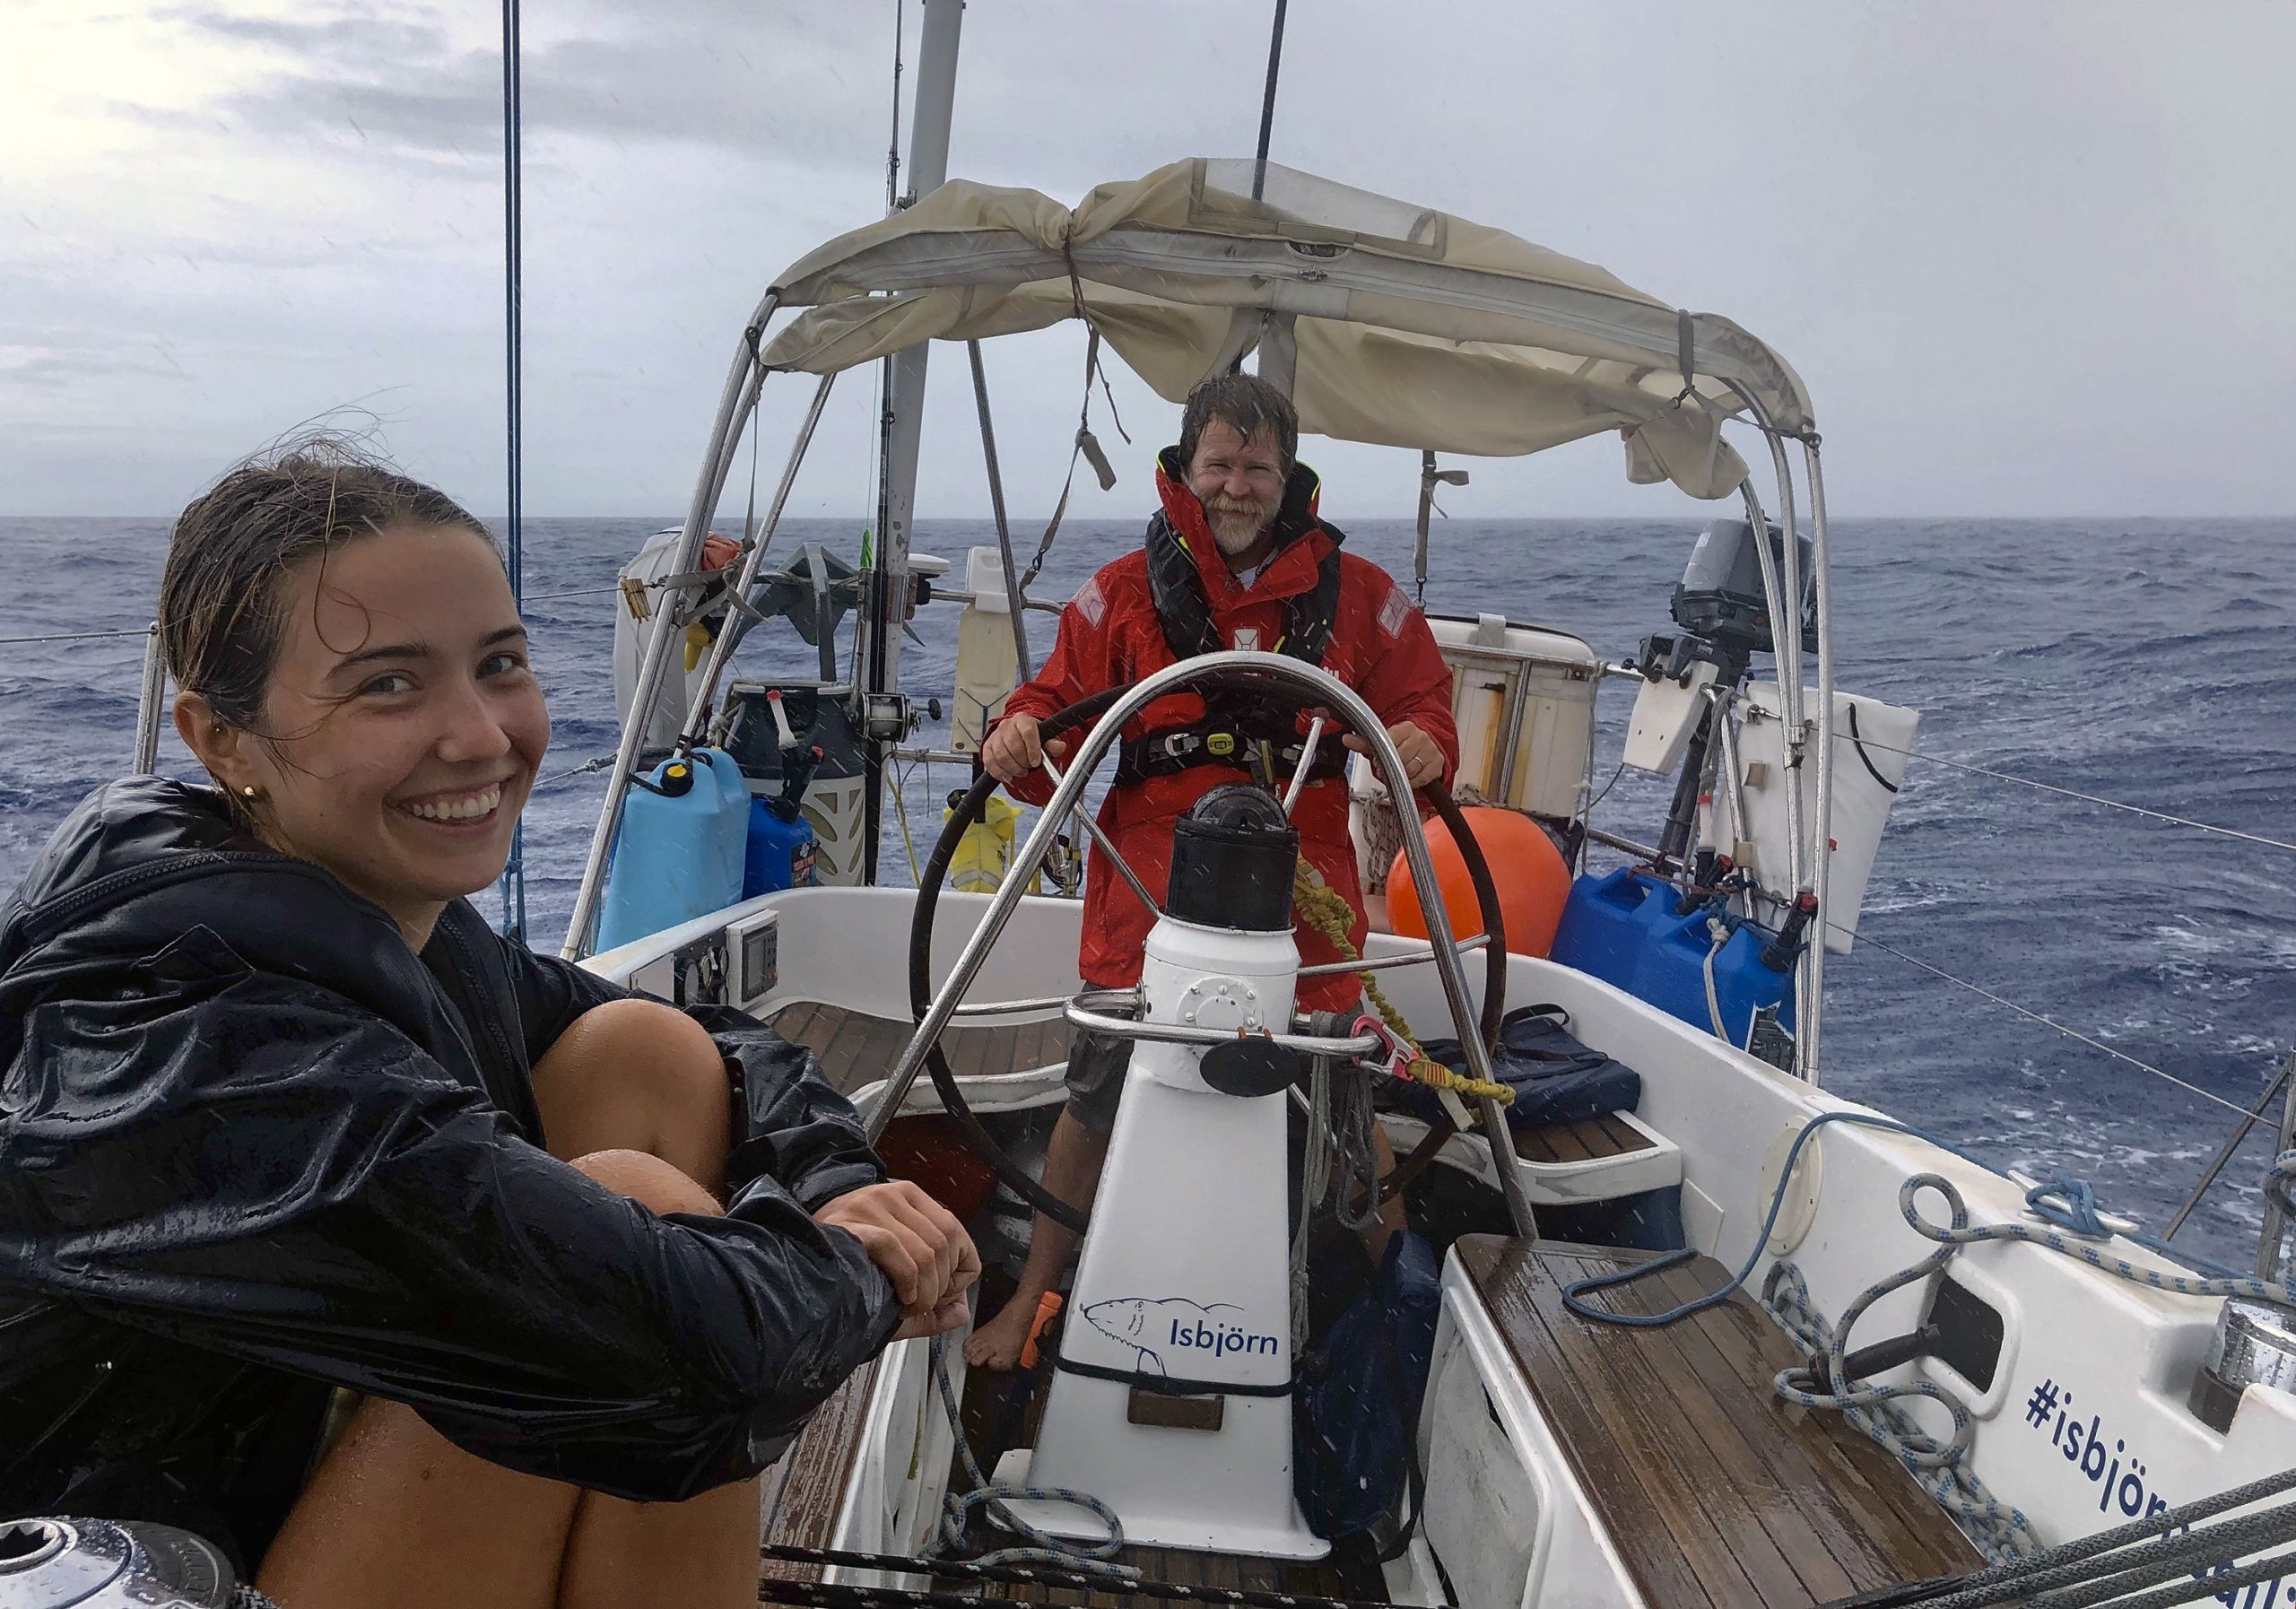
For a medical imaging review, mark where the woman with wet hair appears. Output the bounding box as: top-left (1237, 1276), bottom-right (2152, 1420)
top-left (0, 441), bottom-right (977, 1608)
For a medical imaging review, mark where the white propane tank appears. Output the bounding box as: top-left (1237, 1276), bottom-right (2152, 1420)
top-left (949, 545), bottom-right (1022, 754)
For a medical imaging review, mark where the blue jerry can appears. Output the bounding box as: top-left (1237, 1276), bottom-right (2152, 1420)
top-left (744, 798), bottom-right (817, 896)
top-left (1632, 903), bottom-right (1796, 1047)
top-left (1548, 866), bottom-right (1674, 988)
top-left (596, 748), bottom-right (752, 952)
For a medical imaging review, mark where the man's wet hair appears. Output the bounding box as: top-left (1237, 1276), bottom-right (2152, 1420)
top-left (1177, 371), bottom-right (1299, 477)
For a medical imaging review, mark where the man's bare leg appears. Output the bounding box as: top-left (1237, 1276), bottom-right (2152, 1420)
top-left (1364, 1124), bottom-right (1405, 1265)
top-left (962, 1109), bottom-right (1109, 1370)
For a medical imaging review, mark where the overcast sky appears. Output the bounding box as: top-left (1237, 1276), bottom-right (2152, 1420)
top-left (6, 0), bottom-right (2293, 520)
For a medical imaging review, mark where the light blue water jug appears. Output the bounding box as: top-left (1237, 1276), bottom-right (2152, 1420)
top-left (595, 747), bottom-right (751, 952)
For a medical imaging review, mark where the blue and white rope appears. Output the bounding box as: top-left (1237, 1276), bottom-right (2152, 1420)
top-left (1762, 1259), bottom-right (2039, 1561)
top-left (925, 1336), bottom-right (1137, 1579)
top-left (1909, 1163), bottom-right (2296, 1307)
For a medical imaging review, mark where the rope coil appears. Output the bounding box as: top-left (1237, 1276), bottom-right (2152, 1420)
top-left (924, 1336), bottom-right (1135, 1579)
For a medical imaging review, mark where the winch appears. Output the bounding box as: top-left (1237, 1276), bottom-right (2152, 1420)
top-left (2189, 1297), bottom-right (2296, 1432)
top-left (0, 1517), bottom-right (267, 1609)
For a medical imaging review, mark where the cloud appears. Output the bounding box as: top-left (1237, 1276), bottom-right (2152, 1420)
top-left (0, 343), bottom-right (187, 391)
top-left (4, 0), bottom-right (2292, 517)
top-left (145, 0), bottom-right (884, 175)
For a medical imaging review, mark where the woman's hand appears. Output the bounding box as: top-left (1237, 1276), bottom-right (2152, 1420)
top-left (813, 1180), bottom-right (980, 1340)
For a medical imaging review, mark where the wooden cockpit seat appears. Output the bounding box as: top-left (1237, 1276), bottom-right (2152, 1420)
top-left (1453, 1236), bottom-right (1983, 1609)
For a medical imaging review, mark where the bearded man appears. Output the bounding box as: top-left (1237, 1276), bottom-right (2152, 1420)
top-left (964, 371), bottom-right (1459, 1370)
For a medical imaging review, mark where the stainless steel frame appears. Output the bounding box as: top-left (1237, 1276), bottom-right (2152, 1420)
top-left (132, 623), bottom-right (165, 775)
top-left (561, 291), bottom-right (780, 959)
top-left (673, 370), bottom-right (837, 746)
top-left (867, 650), bottom-right (1539, 1238)
top-left (1061, 1004), bottom-right (1381, 1059)
top-left (1724, 387), bottom-right (1836, 1083)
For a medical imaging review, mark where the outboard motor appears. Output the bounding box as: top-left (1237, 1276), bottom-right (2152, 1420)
top-left (0, 1517), bottom-right (270, 1608)
top-left (1004, 784), bottom-right (1326, 1561)
top-left (1639, 518), bottom-right (1814, 868)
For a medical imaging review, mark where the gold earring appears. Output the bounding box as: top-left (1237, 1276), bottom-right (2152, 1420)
top-left (240, 784), bottom-right (263, 801)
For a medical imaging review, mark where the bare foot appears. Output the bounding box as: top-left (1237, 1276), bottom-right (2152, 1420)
top-left (961, 1296), bottom-right (1039, 1371)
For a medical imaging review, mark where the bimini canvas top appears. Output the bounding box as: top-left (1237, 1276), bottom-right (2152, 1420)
top-left (761, 159), bottom-right (1814, 500)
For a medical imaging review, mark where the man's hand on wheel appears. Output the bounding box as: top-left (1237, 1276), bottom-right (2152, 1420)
top-left (813, 1180), bottom-right (982, 1339)
top-left (1344, 720), bottom-right (1445, 789)
top-left (980, 713), bottom-right (1067, 783)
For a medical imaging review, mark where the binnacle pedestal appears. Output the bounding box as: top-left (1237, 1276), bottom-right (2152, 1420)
top-left (1003, 785), bottom-right (1326, 1561)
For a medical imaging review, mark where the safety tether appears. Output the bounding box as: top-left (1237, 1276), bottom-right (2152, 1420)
top-left (921, 1335), bottom-right (1134, 1579)
top-left (1290, 860), bottom-right (1511, 1108)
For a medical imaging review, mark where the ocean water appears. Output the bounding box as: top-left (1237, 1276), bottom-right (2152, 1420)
top-left (3, 512), bottom-right (2292, 1270)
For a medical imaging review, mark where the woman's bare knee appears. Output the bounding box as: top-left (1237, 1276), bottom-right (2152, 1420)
top-left (535, 999), bottom-right (732, 1186)
top-left (571, 1147), bottom-right (720, 1218)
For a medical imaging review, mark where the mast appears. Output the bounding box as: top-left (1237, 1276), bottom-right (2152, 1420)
top-left (857, 0), bottom-right (963, 883)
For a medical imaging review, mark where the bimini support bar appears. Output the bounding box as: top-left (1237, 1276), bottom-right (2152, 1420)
top-left (672, 370), bottom-right (838, 749)
top-left (1752, 413), bottom-right (1818, 1072)
top-left (562, 291), bottom-right (780, 960)
top-left (132, 623), bottom-right (165, 774)
top-left (1800, 434), bottom-right (1838, 1083)
top-left (1733, 474), bottom-right (1808, 914)
top-left (1728, 385), bottom-right (1828, 1082)
top-left (872, 650), bottom-right (1539, 1239)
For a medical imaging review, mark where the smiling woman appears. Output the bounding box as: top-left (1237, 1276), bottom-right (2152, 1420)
top-left (162, 449), bottom-right (548, 950)
top-left (0, 439), bottom-right (978, 1609)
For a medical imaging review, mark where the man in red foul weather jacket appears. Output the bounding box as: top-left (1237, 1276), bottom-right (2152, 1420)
top-left (964, 372), bottom-right (1459, 1370)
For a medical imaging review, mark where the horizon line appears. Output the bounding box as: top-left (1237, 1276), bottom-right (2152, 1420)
top-left (4, 509), bottom-right (2292, 525)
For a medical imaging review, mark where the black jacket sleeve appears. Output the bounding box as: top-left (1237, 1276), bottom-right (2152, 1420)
top-left (0, 932), bottom-right (901, 1502)
top-left (491, 934), bottom-right (886, 1212)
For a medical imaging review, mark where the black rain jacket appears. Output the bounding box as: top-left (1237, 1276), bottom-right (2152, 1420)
top-left (0, 778), bottom-right (900, 1569)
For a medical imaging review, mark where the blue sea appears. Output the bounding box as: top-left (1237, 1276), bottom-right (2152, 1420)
top-left (3, 513), bottom-right (2292, 1270)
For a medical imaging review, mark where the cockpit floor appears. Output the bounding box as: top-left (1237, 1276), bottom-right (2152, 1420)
top-left (940, 1319), bottom-right (1390, 1604)
top-left (770, 1001), bottom-right (1073, 1095)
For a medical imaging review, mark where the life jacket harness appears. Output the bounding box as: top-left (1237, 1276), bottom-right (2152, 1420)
top-left (1114, 456), bottom-right (1350, 790)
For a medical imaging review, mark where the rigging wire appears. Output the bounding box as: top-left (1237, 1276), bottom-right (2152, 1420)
top-left (0, 628), bottom-right (152, 646)
top-left (1839, 920), bottom-right (2260, 1122)
top-left (1865, 737), bottom-right (2296, 857)
top-left (534, 753), bottom-right (615, 791)
top-left (499, 0), bottom-right (527, 944)
top-left (517, 584), bottom-right (623, 605)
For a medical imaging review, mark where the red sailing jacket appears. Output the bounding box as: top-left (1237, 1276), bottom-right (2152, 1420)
top-left (997, 459), bottom-right (1458, 1011)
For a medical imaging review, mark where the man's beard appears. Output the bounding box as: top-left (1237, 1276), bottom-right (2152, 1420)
top-left (1205, 495), bottom-right (1275, 557)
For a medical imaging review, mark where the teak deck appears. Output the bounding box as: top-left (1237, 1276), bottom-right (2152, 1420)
top-left (1514, 1111), bottom-right (1654, 1164)
top-left (1456, 1236), bottom-right (1983, 1609)
top-left (770, 1001), bottom-right (1074, 1096)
